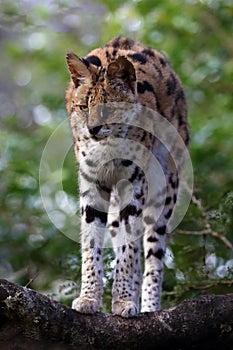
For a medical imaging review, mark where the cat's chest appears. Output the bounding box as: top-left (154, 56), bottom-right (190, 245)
top-left (79, 137), bottom-right (142, 187)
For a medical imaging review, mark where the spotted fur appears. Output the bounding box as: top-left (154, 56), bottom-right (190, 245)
top-left (65, 37), bottom-right (189, 317)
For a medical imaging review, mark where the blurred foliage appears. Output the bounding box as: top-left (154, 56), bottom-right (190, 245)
top-left (0, 0), bottom-right (232, 311)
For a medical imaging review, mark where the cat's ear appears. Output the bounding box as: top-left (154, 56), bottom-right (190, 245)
top-left (107, 56), bottom-right (136, 93)
top-left (66, 52), bottom-right (91, 88)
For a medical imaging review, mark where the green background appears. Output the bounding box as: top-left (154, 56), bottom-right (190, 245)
top-left (0, 0), bottom-right (232, 312)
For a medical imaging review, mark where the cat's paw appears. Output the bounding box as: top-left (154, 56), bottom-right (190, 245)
top-left (72, 296), bottom-right (99, 314)
top-left (112, 300), bottom-right (138, 318)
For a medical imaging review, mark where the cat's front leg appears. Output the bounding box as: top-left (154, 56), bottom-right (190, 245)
top-left (111, 238), bottom-right (141, 318)
top-left (72, 183), bottom-right (109, 314)
top-left (111, 204), bottom-right (143, 318)
top-left (72, 243), bottom-right (104, 314)
top-left (141, 180), bottom-right (175, 313)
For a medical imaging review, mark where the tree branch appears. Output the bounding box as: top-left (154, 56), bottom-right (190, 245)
top-left (175, 193), bottom-right (233, 252)
top-left (0, 280), bottom-right (233, 349)
top-left (176, 228), bottom-right (233, 251)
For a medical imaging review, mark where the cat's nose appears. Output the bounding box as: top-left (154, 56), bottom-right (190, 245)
top-left (88, 125), bottom-right (102, 136)
top-left (88, 125), bottom-right (112, 138)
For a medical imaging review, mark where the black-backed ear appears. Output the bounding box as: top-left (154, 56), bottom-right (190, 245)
top-left (107, 56), bottom-right (136, 93)
top-left (66, 52), bottom-right (91, 88)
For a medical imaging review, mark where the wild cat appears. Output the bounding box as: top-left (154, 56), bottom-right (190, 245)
top-left (65, 37), bottom-right (189, 317)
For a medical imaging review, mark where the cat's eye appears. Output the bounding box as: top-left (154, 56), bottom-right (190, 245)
top-left (79, 105), bottom-right (89, 112)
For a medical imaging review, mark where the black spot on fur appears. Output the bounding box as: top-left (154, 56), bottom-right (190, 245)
top-left (165, 197), bottom-right (172, 205)
top-left (86, 55), bottom-right (102, 67)
top-left (165, 209), bottom-right (173, 219)
top-left (105, 50), bottom-right (110, 59)
top-left (85, 205), bottom-right (107, 224)
top-left (166, 72), bottom-right (177, 95)
top-left (140, 130), bottom-right (147, 142)
top-left (146, 248), bottom-right (154, 259)
top-left (142, 48), bottom-right (155, 57)
top-left (155, 248), bottom-right (164, 260)
top-left (112, 220), bottom-right (119, 227)
top-left (129, 166), bottom-right (139, 183)
top-left (170, 176), bottom-right (179, 189)
top-left (156, 225), bottom-right (167, 235)
top-left (147, 235), bottom-right (158, 243)
top-left (137, 81), bottom-right (155, 96)
top-left (112, 37), bottom-right (121, 48)
top-left (146, 248), bottom-right (164, 260)
top-left (159, 56), bottom-right (167, 67)
top-left (120, 204), bottom-right (138, 223)
top-left (122, 159), bottom-right (133, 166)
top-left (112, 48), bottom-right (118, 56)
top-left (111, 37), bottom-right (120, 56)
top-left (175, 88), bottom-right (185, 103)
top-left (137, 81), bottom-right (161, 113)
top-left (121, 37), bottom-right (135, 50)
top-left (90, 238), bottom-right (95, 248)
top-left (128, 53), bottom-right (147, 64)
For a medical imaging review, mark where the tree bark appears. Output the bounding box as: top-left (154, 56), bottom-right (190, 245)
top-left (0, 279), bottom-right (232, 350)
